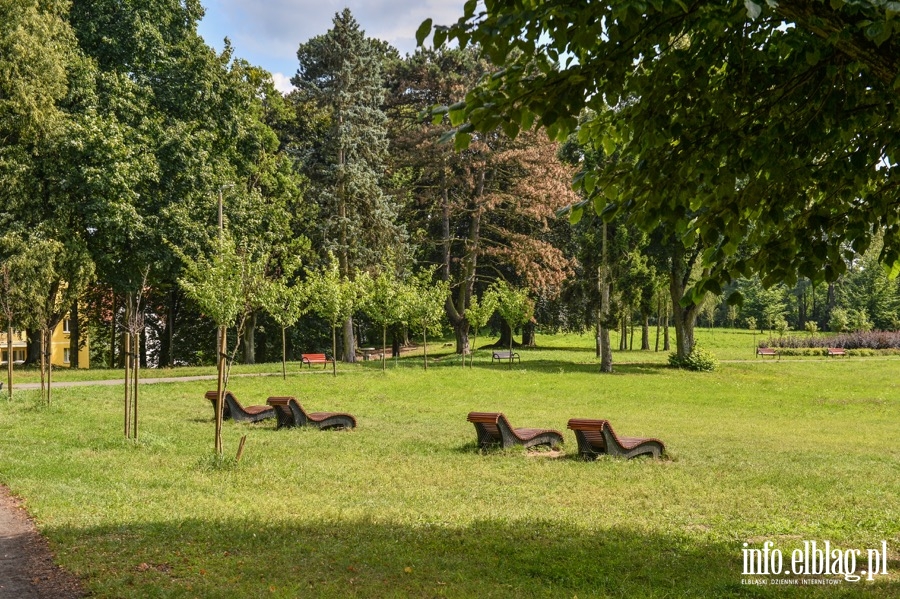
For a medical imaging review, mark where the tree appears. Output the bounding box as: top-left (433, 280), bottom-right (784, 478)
top-left (490, 280), bottom-right (535, 366)
top-left (386, 47), bottom-right (577, 356)
top-left (403, 272), bottom-right (449, 371)
top-left (178, 234), bottom-right (243, 456)
top-left (0, 233), bottom-right (56, 399)
top-left (262, 278), bottom-right (309, 380)
top-left (360, 269), bottom-right (406, 372)
top-left (292, 9), bottom-right (406, 364)
top-left (306, 260), bottom-right (362, 376)
top-left (464, 291), bottom-right (498, 367)
top-left (423, 1), bottom-right (900, 337)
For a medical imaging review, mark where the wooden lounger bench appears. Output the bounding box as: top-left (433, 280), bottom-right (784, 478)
top-left (204, 390), bottom-right (275, 423)
top-left (567, 418), bottom-right (665, 459)
top-left (301, 353), bottom-right (334, 368)
top-left (266, 396), bottom-right (356, 430)
top-left (491, 351), bottom-right (520, 364)
top-left (466, 411), bottom-right (563, 450)
top-left (756, 347), bottom-right (778, 359)
top-left (827, 347), bottom-right (847, 357)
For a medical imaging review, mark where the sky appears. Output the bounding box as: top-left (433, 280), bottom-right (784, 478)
top-left (196, 0), bottom-right (468, 93)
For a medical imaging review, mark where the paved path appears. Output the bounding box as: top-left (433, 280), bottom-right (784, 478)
top-left (0, 487), bottom-right (82, 598)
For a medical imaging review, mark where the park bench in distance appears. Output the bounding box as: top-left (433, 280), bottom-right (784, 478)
top-left (756, 347), bottom-right (778, 359)
top-left (204, 390), bottom-right (275, 423)
top-left (466, 411), bottom-right (563, 450)
top-left (827, 347), bottom-right (847, 357)
top-left (301, 353), bottom-right (334, 368)
top-left (491, 351), bottom-right (520, 364)
top-left (567, 418), bottom-right (666, 460)
top-left (266, 396), bottom-right (356, 430)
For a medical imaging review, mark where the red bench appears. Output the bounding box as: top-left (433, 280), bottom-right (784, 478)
top-left (266, 396), bottom-right (356, 430)
top-left (827, 348), bottom-right (847, 357)
top-left (204, 390), bottom-right (275, 423)
top-left (567, 418), bottom-right (665, 460)
top-left (466, 412), bottom-right (563, 450)
top-left (301, 353), bottom-right (334, 368)
top-left (756, 347), bottom-right (778, 359)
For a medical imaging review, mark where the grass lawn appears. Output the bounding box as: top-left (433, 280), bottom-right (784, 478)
top-left (0, 331), bottom-right (897, 597)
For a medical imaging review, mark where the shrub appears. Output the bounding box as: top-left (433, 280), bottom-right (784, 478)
top-left (804, 321), bottom-right (818, 335)
top-left (668, 343), bottom-right (718, 372)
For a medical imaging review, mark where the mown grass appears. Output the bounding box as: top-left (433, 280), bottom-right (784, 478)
top-left (0, 331), bottom-right (898, 597)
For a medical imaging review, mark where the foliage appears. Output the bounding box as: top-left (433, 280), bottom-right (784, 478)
top-left (177, 236), bottom-right (243, 328)
top-left (804, 320), bottom-right (819, 335)
top-left (765, 330), bottom-right (900, 350)
top-left (425, 1), bottom-right (900, 299)
top-left (829, 307), bottom-right (850, 333)
top-left (667, 343), bottom-right (718, 372)
top-left (490, 280), bottom-right (535, 333)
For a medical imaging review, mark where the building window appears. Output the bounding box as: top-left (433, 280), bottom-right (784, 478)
top-left (63, 319), bottom-right (71, 333)
top-left (63, 348), bottom-right (71, 364)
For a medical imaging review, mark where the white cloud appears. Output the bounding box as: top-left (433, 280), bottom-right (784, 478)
top-left (271, 72), bottom-right (296, 94)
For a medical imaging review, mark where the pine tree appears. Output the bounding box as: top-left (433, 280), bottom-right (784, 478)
top-left (292, 9), bottom-right (406, 363)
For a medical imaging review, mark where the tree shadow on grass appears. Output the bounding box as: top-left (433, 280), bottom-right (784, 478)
top-left (456, 359), bottom-right (671, 376)
top-left (49, 517), bottom-right (896, 598)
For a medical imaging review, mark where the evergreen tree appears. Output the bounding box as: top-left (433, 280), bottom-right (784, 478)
top-left (292, 9), bottom-right (406, 363)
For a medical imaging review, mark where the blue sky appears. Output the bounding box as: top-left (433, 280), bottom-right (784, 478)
top-left (196, 0), bottom-right (467, 92)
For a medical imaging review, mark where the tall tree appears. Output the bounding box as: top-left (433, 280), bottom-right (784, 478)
top-left (292, 9), bottom-right (406, 363)
top-left (424, 0), bottom-right (900, 353)
top-left (387, 47), bottom-right (576, 355)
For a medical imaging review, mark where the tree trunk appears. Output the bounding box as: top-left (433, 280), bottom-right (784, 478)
top-left (331, 324), bottom-right (338, 377)
top-left (598, 222), bottom-right (613, 372)
top-left (342, 316), bottom-right (356, 363)
top-left (25, 329), bottom-right (40, 367)
top-left (281, 326), bottom-right (287, 380)
top-left (69, 301), bottom-right (80, 368)
top-left (6, 324), bottom-right (12, 399)
top-left (132, 329), bottom-right (139, 440)
top-left (391, 326), bottom-right (401, 358)
top-left (669, 240), bottom-right (702, 359)
top-left (161, 288), bottom-right (177, 368)
top-left (124, 297), bottom-right (132, 438)
top-left (629, 313), bottom-right (634, 350)
top-left (655, 296), bottom-right (662, 352)
top-left (663, 301), bottom-right (671, 351)
top-left (522, 322), bottom-right (535, 347)
top-left (497, 321), bottom-right (513, 348)
top-left (641, 314), bottom-right (650, 350)
top-left (452, 320), bottom-right (470, 357)
top-left (422, 329), bottom-right (428, 371)
top-left (110, 291), bottom-right (117, 369)
top-left (215, 324), bottom-right (226, 455)
top-left (243, 311), bottom-right (256, 364)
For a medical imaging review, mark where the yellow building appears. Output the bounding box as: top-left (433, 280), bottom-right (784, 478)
top-left (0, 316), bottom-right (90, 368)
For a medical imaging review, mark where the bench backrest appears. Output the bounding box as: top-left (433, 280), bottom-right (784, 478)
top-left (302, 353), bottom-right (328, 360)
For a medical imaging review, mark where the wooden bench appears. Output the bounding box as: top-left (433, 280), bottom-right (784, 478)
top-left (466, 411), bottom-right (563, 450)
top-left (301, 353), bottom-right (334, 368)
top-left (827, 347), bottom-right (847, 357)
top-left (567, 418), bottom-right (665, 459)
top-left (491, 351), bottom-right (520, 364)
top-left (266, 396), bottom-right (356, 430)
top-left (204, 390), bottom-right (275, 423)
top-left (756, 347), bottom-right (778, 359)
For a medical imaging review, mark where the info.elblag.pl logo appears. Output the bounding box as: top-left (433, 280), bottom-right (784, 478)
top-left (741, 540), bottom-right (890, 585)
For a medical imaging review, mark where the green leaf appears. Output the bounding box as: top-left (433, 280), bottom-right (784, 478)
top-left (744, 0), bottom-right (761, 20)
top-left (454, 131), bottom-right (472, 151)
top-left (569, 205), bottom-right (584, 225)
top-left (592, 195), bottom-right (605, 216)
top-left (726, 291), bottom-right (744, 307)
top-left (601, 135), bottom-right (616, 156)
top-left (415, 19), bottom-right (432, 47)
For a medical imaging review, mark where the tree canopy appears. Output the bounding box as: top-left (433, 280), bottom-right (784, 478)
top-left (423, 0), bottom-right (900, 301)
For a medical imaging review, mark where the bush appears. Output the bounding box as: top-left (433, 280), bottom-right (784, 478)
top-left (668, 343), bottom-right (718, 372)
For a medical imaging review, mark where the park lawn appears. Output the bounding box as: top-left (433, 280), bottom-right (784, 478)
top-left (0, 333), bottom-right (898, 598)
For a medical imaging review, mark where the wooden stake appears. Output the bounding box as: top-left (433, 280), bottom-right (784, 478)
top-left (235, 435), bottom-right (247, 463)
